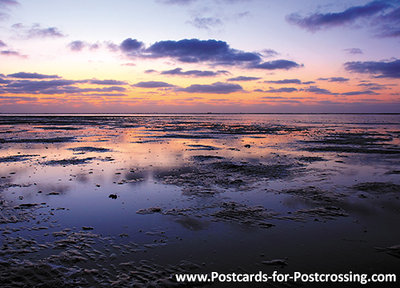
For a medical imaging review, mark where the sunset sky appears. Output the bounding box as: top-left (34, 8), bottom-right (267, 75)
top-left (0, 0), bottom-right (399, 113)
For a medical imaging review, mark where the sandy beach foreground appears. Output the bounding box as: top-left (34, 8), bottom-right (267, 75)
top-left (0, 114), bottom-right (399, 287)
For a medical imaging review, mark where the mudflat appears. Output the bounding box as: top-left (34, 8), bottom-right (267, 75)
top-left (0, 114), bottom-right (399, 287)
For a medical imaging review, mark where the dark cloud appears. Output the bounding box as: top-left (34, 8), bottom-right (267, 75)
top-left (1, 79), bottom-right (76, 94)
top-left (262, 87), bottom-right (298, 93)
top-left (0, 0), bottom-right (19, 7)
top-left (87, 79), bottom-right (127, 85)
top-left (161, 67), bottom-right (228, 77)
top-left (190, 17), bottom-right (223, 30)
top-left (304, 86), bottom-right (337, 95)
top-left (227, 76), bottom-right (261, 81)
top-left (120, 38), bottom-right (144, 53)
top-left (0, 40), bottom-right (6, 47)
top-left (344, 59), bottom-right (400, 78)
top-left (0, 50), bottom-right (25, 57)
top-left (145, 69), bottom-right (157, 74)
top-left (12, 23), bottom-right (65, 38)
top-left (265, 79), bottom-right (302, 84)
top-left (0, 78), bottom-right (10, 84)
top-left (0, 0), bottom-right (18, 20)
top-left (118, 38), bottom-right (299, 70)
top-left (157, 0), bottom-right (196, 5)
top-left (157, 0), bottom-right (252, 4)
top-left (375, 6), bottom-right (400, 37)
top-left (262, 49), bottom-right (279, 58)
top-left (8, 72), bottom-right (60, 79)
top-left (67, 40), bottom-right (100, 52)
top-left (341, 90), bottom-right (379, 96)
top-left (143, 39), bottom-right (262, 65)
top-left (0, 76), bottom-right (128, 95)
top-left (287, 1), bottom-right (390, 31)
top-left (68, 41), bottom-right (85, 52)
top-left (357, 82), bottom-right (387, 90)
top-left (178, 82), bottom-right (243, 94)
top-left (318, 77), bottom-right (349, 82)
top-left (252, 59), bottom-right (301, 70)
top-left (345, 48), bottom-right (363, 54)
top-left (133, 81), bottom-right (175, 88)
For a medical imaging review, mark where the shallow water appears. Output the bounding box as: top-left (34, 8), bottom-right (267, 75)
top-left (0, 114), bottom-right (399, 287)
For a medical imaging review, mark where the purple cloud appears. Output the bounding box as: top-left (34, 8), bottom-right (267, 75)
top-left (265, 79), bottom-right (302, 84)
top-left (190, 17), bottom-right (223, 30)
top-left (345, 48), bottom-right (363, 54)
top-left (143, 39), bottom-right (262, 65)
top-left (68, 41), bottom-right (85, 52)
top-left (304, 86), bottom-right (337, 95)
top-left (228, 76), bottom-right (261, 81)
top-left (345, 59), bottom-right (400, 78)
top-left (341, 90), bottom-right (379, 96)
top-left (12, 23), bottom-right (65, 38)
top-left (0, 40), bottom-right (6, 47)
top-left (252, 59), bottom-right (301, 70)
top-left (262, 87), bottom-right (298, 93)
top-left (178, 82), bottom-right (243, 94)
top-left (8, 72), bottom-right (60, 79)
top-left (161, 67), bottom-right (228, 77)
top-left (0, 50), bottom-right (25, 57)
top-left (318, 77), bottom-right (349, 82)
top-left (120, 38), bottom-right (144, 53)
top-left (87, 79), bottom-right (127, 85)
top-left (287, 1), bottom-right (390, 31)
top-left (133, 81), bottom-right (175, 88)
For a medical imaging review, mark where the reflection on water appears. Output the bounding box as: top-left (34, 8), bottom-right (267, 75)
top-left (0, 114), bottom-right (400, 286)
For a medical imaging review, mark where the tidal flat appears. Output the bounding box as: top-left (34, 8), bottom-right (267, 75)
top-left (0, 114), bottom-right (399, 287)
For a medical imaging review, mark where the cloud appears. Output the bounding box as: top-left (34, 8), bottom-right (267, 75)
top-left (227, 76), bottom-right (261, 81)
top-left (304, 86), bottom-right (337, 95)
top-left (8, 72), bottom-right (60, 79)
top-left (178, 82), bottom-right (243, 94)
top-left (190, 17), bottom-right (223, 30)
top-left (0, 75), bottom-right (128, 95)
top-left (0, 50), bottom-right (25, 57)
top-left (12, 23), bottom-right (65, 38)
top-left (287, 1), bottom-right (391, 31)
top-left (318, 77), bottom-right (349, 82)
top-left (265, 79), bottom-right (302, 84)
top-left (375, 6), bottom-right (400, 37)
top-left (67, 40), bottom-right (99, 52)
top-left (133, 81), bottom-right (175, 88)
top-left (252, 59), bottom-right (301, 70)
top-left (1, 79), bottom-right (76, 94)
top-left (0, 40), bottom-right (6, 47)
top-left (142, 38), bottom-right (262, 65)
top-left (341, 90), bottom-right (379, 96)
top-left (120, 38), bottom-right (144, 54)
top-left (357, 82), bottom-right (387, 90)
top-left (0, 78), bottom-right (10, 84)
top-left (345, 48), bottom-right (363, 54)
top-left (262, 87), bottom-right (298, 93)
top-left (118, 38), bottom-right (300, 70)
top-left (0, 0), bottom-right (19, 20)
top-left (87, 79), bottom-right (128, 85)
top-left (262, 49), bottom-right (279, 58)
top-left (68, 41), bottom-right (85, 52)
top-left (161, 67), bottom-right (228, 77)
top-left (0, 0), bottom-right (19, 7)
top-left (157, 0), bottom-right (196, 5)
top-left (344, 59), bottom-right (400, 78)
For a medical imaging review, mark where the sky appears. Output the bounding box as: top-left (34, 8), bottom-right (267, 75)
top-left (0, 0), bottom-right (399, 113)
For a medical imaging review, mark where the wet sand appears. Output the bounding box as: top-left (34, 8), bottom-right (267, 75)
top-left (0, 114), bottom-right (399, 287)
